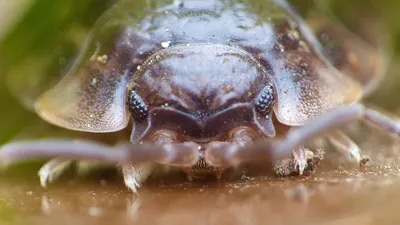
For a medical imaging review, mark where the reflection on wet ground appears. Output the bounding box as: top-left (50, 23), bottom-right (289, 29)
top-left (2, 167), bottom-right (400, 225)
top-left (0, 128), bottom-right (399, 225)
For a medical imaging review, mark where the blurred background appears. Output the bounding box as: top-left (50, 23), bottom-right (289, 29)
top-left (0, 1), bottom-right (400, 224)
top-left (0, 0), bottom-right (115, 145)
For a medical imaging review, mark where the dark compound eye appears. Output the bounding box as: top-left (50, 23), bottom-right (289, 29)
top-left (255, 83), bottom-right (275, 116)
top-left (128, 90), bottom-right (149, 122)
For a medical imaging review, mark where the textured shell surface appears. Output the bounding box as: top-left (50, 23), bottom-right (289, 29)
top-left (34, 0), bottom-right (386, 137)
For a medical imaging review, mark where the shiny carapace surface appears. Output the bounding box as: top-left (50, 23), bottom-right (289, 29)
top-left (36, 0), bottom-right (375, 134)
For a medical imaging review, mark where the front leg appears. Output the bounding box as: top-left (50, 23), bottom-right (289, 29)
top-left (39, 159), bottom-right (114, 188)
top-left (121, 130), bottom-right (199, 192)
top-left (273, 146), bottom-right (324, 176)
top-left (38, 158), bottom-right (74, 187)
top-left (325, 129), bottom-right (372, 167)
top-left (121, 131), bottom-right (175, 192)
top-left (122, 163), bottom-right (154, 193)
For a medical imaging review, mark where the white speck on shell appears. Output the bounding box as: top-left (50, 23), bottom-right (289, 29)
top-left (161, 41), bottom-right (171, 48)
top-left (91, 78), bottom-right (97, 85)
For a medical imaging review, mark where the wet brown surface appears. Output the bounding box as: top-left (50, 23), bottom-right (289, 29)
top-left (1, 167), bottom-right (400, 225)
top-left (0, 131), bottom-right (400, 225)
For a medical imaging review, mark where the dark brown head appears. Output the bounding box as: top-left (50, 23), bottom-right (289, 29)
top-left (127, 44), bottom-right (276, 176)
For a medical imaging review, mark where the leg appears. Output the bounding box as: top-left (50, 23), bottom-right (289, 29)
top-left (326, 130), bottom-right (361, 163)
top-left (273, 146), bottom-right (324, 176)
top-left (205, 104), bottom-right (399, 167)
top-left (292, 146), bottom-right (323, 175)
top-left (39, 159), bottom-right (114, 188)
top-left (121, 130), bottom-right (183, 192)
top-left (279, 127), bottom-right (324, 176)
top-left (363, 108), bottom-right (400, 136)
top-left (122, 163), bottom-right (154, 193)
top-left (38, 158), bottom-right (74, 187)
top-left (273, 146), bottom-right (306, 176)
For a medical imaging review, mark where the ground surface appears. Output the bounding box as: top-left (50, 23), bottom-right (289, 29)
top-left (0, 133), bottom-right (399, 225)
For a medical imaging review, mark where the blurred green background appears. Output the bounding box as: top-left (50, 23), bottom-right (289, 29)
top-left (0, 0), bottom-right (115, 145)
top-left (0, 0), bottom-right (399, 148)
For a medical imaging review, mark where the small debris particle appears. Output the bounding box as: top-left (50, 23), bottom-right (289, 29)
top-left (161, 41), bottom-right (171, 48)
top-left (360, 157), bottom-right (370, 169)
top-left (91, 78), bottom-right (97, 85)
top-left (96, 54), bottom-right (109, 64)
top-left (223, 85), bottom-right (233, 93)
top-left (241, 173), bottom-right (250, 180)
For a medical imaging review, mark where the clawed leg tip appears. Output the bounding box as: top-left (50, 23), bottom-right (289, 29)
top-left (123, 174), bottom-right (141, 194)
top-left (294, 161), bottom-right (307, 176)
top-left (125, 182), bottom-right (140, 194)
top-left (38, 170), bottom-right (51, 188)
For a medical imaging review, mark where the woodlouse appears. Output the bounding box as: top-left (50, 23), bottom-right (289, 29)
top-left (1, 0), bottom-right (399, 192)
